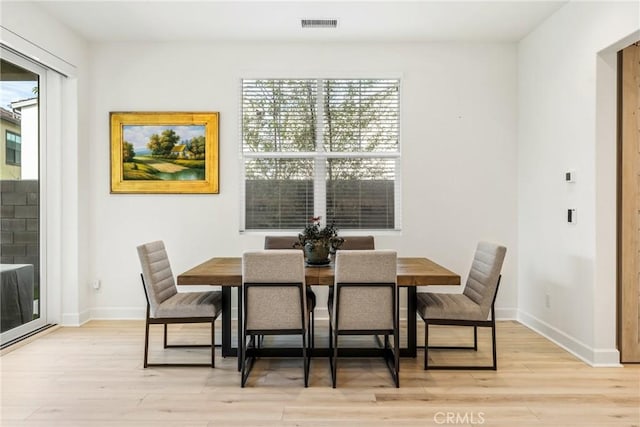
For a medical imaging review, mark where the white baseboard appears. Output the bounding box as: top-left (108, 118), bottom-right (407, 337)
top-left (61, 309), bottom-right (91, 326)
top-left (517, 310), bottom-right (621, 367)
top-left (495, 308), bottom-right (518, 320)
top-left (591, 349), bottom-right (622, 367)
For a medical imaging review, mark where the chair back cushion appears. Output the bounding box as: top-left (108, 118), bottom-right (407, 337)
top-left (334, 250), bottom-right (397, 330)
top-left (242, 250), bottom-right (306, 330)
top-left (137, 240), bottom-right (178, 317)
top-left (339, 235), bottom-right (375, 250)
top-left (264, 236), bottom-right (300, 250)
top-left (462, 241), bottom-right (507, 318)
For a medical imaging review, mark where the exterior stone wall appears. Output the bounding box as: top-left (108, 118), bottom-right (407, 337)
top-left (0, 180), bottom-right (40, 292)
top-left (245, 179), bottom-right (395, 230)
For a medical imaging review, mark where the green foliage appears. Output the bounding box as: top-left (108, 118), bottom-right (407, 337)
top-left (147, 129), bottom-right (181, 156)
top-left (122, 161), bottom-right (158, 180)
top-left (122, 141), bottom-right (135, 162)
top-left (174, 159), bottom-right (205, 169)
top-left (295, 216), bottom-right (344, 250)
top-left (324, 80), bottom-right (398, 180)
top-left (186, 135), bottom-right (206, 159)
top-left (243, 80), bottom-right (317, 179)
top-left (242, 79), bottom-right (398, 181)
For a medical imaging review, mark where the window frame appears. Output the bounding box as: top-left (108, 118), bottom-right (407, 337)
top-left (5, 130), bottom-right (22, 166)
top-left (240, 77), bottom-right (402, 233)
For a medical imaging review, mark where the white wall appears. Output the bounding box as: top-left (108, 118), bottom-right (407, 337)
top-left (88, 42), bottom-right (518, 320)
top-left (518, 1), bottom-right (639, 365)
top-left (18, 102), bottom-right (38, 180)
top-left (1, 2), bottom-right (90, 326)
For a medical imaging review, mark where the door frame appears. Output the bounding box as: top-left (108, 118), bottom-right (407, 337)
top-left (617, 42), bottom-right (640, 363)
top-left (0, 47), bottom-right (49, 345)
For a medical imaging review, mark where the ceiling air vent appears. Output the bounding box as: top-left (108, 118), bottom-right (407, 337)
top-left (301, 19), bottom-right (338, 29)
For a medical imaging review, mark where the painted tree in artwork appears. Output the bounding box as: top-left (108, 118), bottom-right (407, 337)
top-left (147, 129), bottom-right (180, 156)
top-left (122, 141), bottom-right (135, 162)
top-left (187, 135), bottom-right (206, 159)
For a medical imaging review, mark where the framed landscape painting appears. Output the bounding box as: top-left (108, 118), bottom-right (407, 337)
top-left (110, 112), bottom-right (219, 194)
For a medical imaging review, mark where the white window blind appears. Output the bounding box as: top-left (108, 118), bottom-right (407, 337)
top-left (241, 78), bottom-right (401, 231)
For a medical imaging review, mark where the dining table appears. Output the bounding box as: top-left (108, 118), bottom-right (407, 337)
top-left (177, 256), bottom-right (460, 361)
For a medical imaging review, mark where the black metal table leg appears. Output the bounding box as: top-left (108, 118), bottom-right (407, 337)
top-left (237, 285), bottom-right (243, 371)
top-left (221, 287), bottom-right (234, 357)
top-left (403, 287), bottom-right (417, 358)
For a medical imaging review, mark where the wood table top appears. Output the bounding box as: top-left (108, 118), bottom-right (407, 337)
top-left (177, 256), bottom-right (460, 287)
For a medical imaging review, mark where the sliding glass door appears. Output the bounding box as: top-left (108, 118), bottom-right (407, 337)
top-left (0, 49), bottom-right (47, 344)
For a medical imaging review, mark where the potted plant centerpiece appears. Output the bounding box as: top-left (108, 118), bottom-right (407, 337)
top-left (295, 217), bottom-right (344, 265)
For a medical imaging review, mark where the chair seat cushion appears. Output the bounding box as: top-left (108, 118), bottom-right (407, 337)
top-left (417, 292), bottom-right (485, 321)
top-left (154, 290), bottom-right (222, 319)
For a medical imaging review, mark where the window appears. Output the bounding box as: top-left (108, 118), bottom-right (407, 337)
top-left (6, 130), bottom-right (21, 165)
top-left (1, 48), bottom-right (48, 346)
top-left (241, 79), bottom-right (401, 231)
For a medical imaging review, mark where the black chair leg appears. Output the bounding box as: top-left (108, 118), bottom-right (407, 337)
top-left (241, 333), bottom-right (256, 387)
top-left (394, 329), bottom-right (400, 388)
top-left (474, 326), bottom-right (478, 351)
top-left (302, 332), bottom-right (309, 387)
top-left (328, 322), bottom-right (333, 382)
top-left (212, 316), bottom-right (220, 368)
top-left (144, 318), bottom-right (150, 368)
top-left (424, 322), bottom-right (429, 370)
top-left (491, 321), bottom-right (497, 370)
top-left (240, 332), bottom-right (247, 387)
top-left (163, 324), bottom-right (168, 348)
top-left (423, 321), bottom-right (497, 370)
top-left (331, 331), bottom-right (338, 388)
top-left (311, 311), bottom-right (315, 348)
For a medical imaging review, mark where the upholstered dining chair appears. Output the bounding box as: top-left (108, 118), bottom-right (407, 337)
top-left (329, 250), bottom-right (399, 388)
top-left (338, 235), bottom-right (375, 251)
top-left (241, 250), bottom-right (310, 387)
top-left (417, 241), bottom-right (506, 370)
top-left (264, 235), bottom-right (299, 250)
top-left (137, 240), bottom-right (222, 368)
top-left (264, 236), bottom-right (316, 346)
top-left (326, 235), bottom-right (375, 306)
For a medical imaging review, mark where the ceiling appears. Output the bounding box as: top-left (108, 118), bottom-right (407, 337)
top-left (33, 0), bottom-right (568, 43)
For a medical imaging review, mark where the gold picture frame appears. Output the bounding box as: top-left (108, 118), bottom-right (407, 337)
top-left (110, 112), bottom-right (219, 194)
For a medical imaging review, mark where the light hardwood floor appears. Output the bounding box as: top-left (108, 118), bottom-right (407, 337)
top-left (1, 320), bottom-right (639, 426)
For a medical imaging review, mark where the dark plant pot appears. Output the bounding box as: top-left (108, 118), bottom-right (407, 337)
top-left (304, 241), bottom-right (331, 265)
